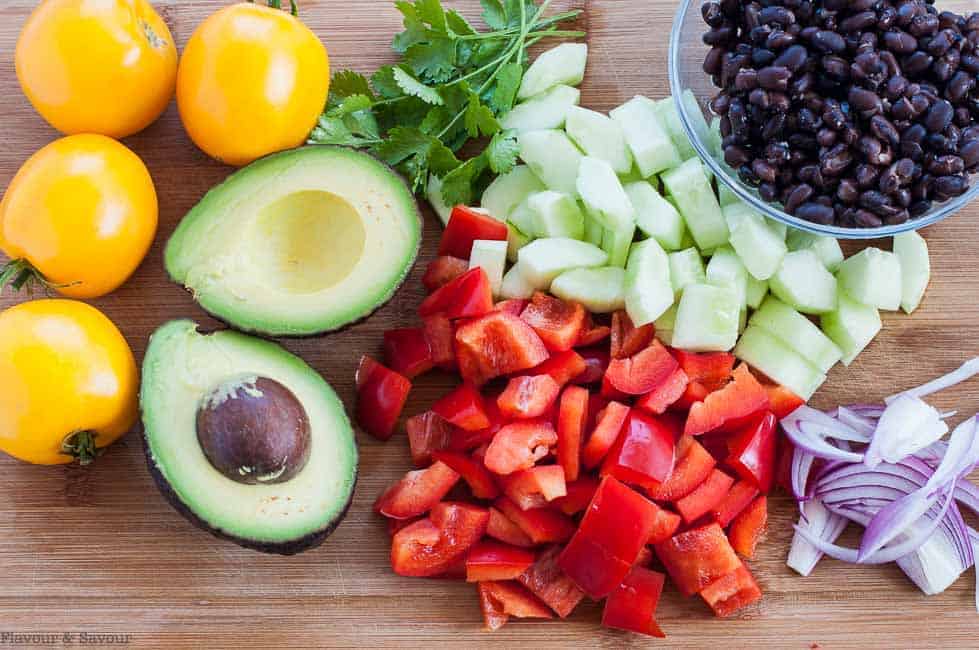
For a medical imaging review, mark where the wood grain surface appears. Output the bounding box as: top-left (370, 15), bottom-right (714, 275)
top-left (2, 1), bottom-right (979, 648)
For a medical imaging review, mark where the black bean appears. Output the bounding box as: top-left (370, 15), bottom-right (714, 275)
top-left (757, 66), bottom-right (791, 90)
top-left (764, 142), bottom-right (791, 164)
top-left (767, 30), bottom-right (796, 50)
top-left (903, 51), bottom-right (934, 75)
top-left (735, 69), bottom-right (759, 90)
top-left (962, 54), bottom-right (979, 74)
top-left (910, 13), bottom-right (940, 37)
top-left (752, 48), bottom-right (777, 66)
top-left (822, 55), bottom-right (850, 79)
top-left (870, 115), bottom-right (901, 147)
top-left (962, 140), bottom-right (979, 169)
top-left (849, 87), bottom-right (883, 116)
top-left (762, 112), bottom-right (787, 140)
top-left (853, 209), bottom-right (884, 227)
top-left (925, 28), bottom-right (954, 56)
top-left (770, 92), bottom-right (791, 112)
top-left (758, 182), bottom-right (779, 202)
top-left (895, 189), bottom-right (912, 208)
top-left (759, 6), bottom-right (796, 26)
top-left (855, 164), bottom-right (880, 189)
top-left (796, 202), bottom-right (835, 223)
top-left (884, 30), bottom-right (918, 54)
top-left (909, 200), bottom-right (932, 217)
top-left (703, 46), bottom-right (725, 75)
top-left (934, 174), bottom-right (968, 197)
top-left (908, 93), bottom-right (931, 119)
top-left (878, 6), bottom-right (899, 31)
top-left (739, 164), bottom-right (761, 186)
top-left (857, 136), bottom-right (883, 162)
top-left (884, 75), bottom-right (909, 101)
top-left (956, 107), bottom-right (973, 128)
top-left (790, 72), bottom-right (816, 95)
top-left (753, 159), bottom-right (778, 183)
top-left (840, 11), bottom-right (877, 33)
top-left (837, 177), bottom-right (860, 203)
top-left (773, 44), bottom-right (808, 71)
top-left (704, 26), bottom-right (736, 46)
top-left (817, 128), bottom-right (837, 147)
top-left (884, 209), bottom-right (910, 225)
top-left (925, 100), bottom-right (954, 133)
top-left (783, 183), bottom-right (814, 213)
top-left (928, 155), bottom-right (966, 175)
top-left (891, 98), bottom-right (916, 121)
top-left (703, 2), bottom-right (725, 27)
top-left (820, 143), bottom-right (853, 176)
top-left (798, 163), bottom-right (825, 187)
top-left (812, 29), bottom-right (846, 53)
top-left (948, 72), bottom-right (976, 103)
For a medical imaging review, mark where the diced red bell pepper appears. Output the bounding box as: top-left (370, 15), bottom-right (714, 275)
top-left (383, 327), bottom-right (434, 379)
top-left (466, 541), bottom-right (537, 582)
top-left (374, 460), bottom-right (461, 520)
top-left (432, 555), bottom-right (469, 580)
top-left (601, 566), bottom-right (667, 638)
top-left (448, 396), bottom-right (507, 451)
top-left (684, 365), bottom-right (771, 436)
top-left (500, 465), bottom-right (567, 510)
top-left (574, 476), bottom-right (662, 565)
top-left (728, 495), bottom-right (767, 559)
top-left (355, 355), bottom-right (412, 440)
top-left (646, 435), bottom-right (716, 502)
top-left (600, 374), bottom-right (630, 401)
top-left (477, 580), bottom-right (553, 631)
top-left (551, 476), bottom-right (600, 515)
top-left (764, 383), bottom-right (805, 418)
top-left (387, 516), bottom-right (420, 537)
top-left (455, 311), bottom-right (550, 386)
top-left (517, 545), bottom-right (586, 618)
top-left (422, 255), bottom-right (470, 293)
top-left (432, 383), bottom-right (490, 431)
top-left (601, 410), bottom-right (678, 487)
top-left (519, 293), bottom-right (588, 352)
top-left (774, 431), bottom-right (795, 493)
top-left (495, 497), bottom-right (575, 545)
top-left (528, 350), bottom-right (587, 387)
top-left (498, 375), bottom-right (561, 419)
top-left (727, 412), bottom-right (777, 493)
top-left (486, 507), bottom-right (535, 548)
top-left (557, 385), bottom-right (588, 482)
top-left (495, 298), bottom-right (529, 317)
top-left (672, 380), bottom-right (711, 412)
top-left (431, 450), bottom-right (500, 500)
top-left (635, 546), bottom-right (655, 568)
top-left (675, 468), bottom-right (735, 523)
top-left (636, 367), bottom-right (689, 415)
top-left (647, 507), bottom-right (682, 545)
top-left (610, 310), bottom-right (655, 359)
top-left (422, 314), bottom-right (456, 370)
top-left (672, 349), bottom-right (736, 387)
top-left (653, 522), bottom-right (741, 596)
top-left (439, 205), bottom-right (509, 259)
top-left (419, 267), bottom-right (494, 320)
top-left (391, 502), bottom-right (489, 577)
top-left (585, 394), bottom-right (610, 432)
top-left (699, 563), bottom-right (762, 617)
top-left (406, 411), bottom-right (455, 466)
top-left (572, 346), bottom-right (610, 385)
top-left (483, 421), bottom-right (558, 476)
top-left (710, 479), bottom-right (760, 527)
top-left (605, 340), bottom-right (680, 395)
top-left (576, 314), bottom-right (611, 347)
top-left (558, 533), bottom-right (633, 599)
top-left (581, 401), bottom-right (630, 469)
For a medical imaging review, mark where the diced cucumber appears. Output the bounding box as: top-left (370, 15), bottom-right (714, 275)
top-left (469, 240), bottom-right (508, 297)
top-left (654, 304), bottom-right (678, 346)
top-left (708, 116), bottom-right (723, 158)
top-left (718, 183), bottom-right (740, 208)
top-left (669, 248), bottom-right (706, 295)
top-left (893, 231), bottom-right (930, 314)
top-left (501, 85), bottom-right (581, 132)
top-left (661, 158), bottom-right (729, 250)
top-left (726, 206), bottom-right (788, 281)
top-left (821, 291), bottom-right (882, 366)
top-left (518, 43), bottom-right (588, 100)
top-left (706, 246), bottom-right (748, 309)
top-left (610, 96), bottom-right (682, 178)
top-left (836, 248), bottom-right (902, 311)
top-left (750, 296), bottom-right (843, 373)
top-left (770, 250), bottom-right (838, 314)
top-left (583, 210), bottom-right (604, 246)
top-left (678, 227), bottom-right (697, 251)
top-left (671, 283), bottom-right (741, 352)
top-left (602, 224), bottom-right (636, 269)
top-left (734, 326), bottom-right (827, 400)
top-left (508, 198), bottom-right (538, 237)
top-left (786, 229), bottom-right (845, 272)
top-left (550, 266), bottom-right (626, 313)
top-left (745, 275), bottom-right (769, 309)
top-left (624, 239), bottom-right (673, 326)
top-left (618, 166), bottom-right (646, 184)
top-left (577, 156), bottom-right (635, 231)
top-left (481, 165), bottom-right (545, 221)
top-left (626, 181), bottom-right (686, 251)
top-left (426, 175), bottom-right (453, 226)
top-left (768, 219), bottom-right (788, 241)
top-left (526, 191), bottom-right (585, 239)
top-left (500, 263), bottom-right (536, 300)
top-left (519, 130), bottom-right (583, 195)
top-left (506, 223), bottom-right (531, 263)
top-left (653, 96), bottom-right (696, 161)
top-left (680, 89), bottom-right (713, 158)
top-left (517, 237), bottom-right (609, 288)
top-left (566, 106), bottom-right (634, 174)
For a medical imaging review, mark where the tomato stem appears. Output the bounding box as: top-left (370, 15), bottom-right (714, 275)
top-left (0, 259), bottom-right (78, 296)
top-left (61, 431), bottom-right (102, 466)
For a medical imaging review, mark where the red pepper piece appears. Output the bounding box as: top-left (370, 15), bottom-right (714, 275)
top-left (431, 450), bottom-right (500, 500)
top-left (610, 310), bottom-right (655, 359)
top-left (466, 541), bottom-right (537, 582)
top-left (728, 495), bottom-right (768, 559)
top-left (454, 311), bottom-right (550, 386)
top-left (710, 479), bottom-right (760, 527)
top-left (684, 365), bottom-right (771, 436)
top-left (647, 507), bottom-right (682, 545)
top-left (383, 327), bottom-right (434, 379)
top-left (495, 496), bottom-right (575, 545)
top-left (355, 355), bottom-right (411, 441)
top-left (581, 401), bottom-right (630, 469)
top-left (484, 420), bottom-right (558, 476)
top-left (672, 379), bottom-right (712, 411)
top-left (574, 476), bottom-right (661, 564)
top-left (764, 382), bottom-right (805, 418)
top-left (672, 349), bottom-right (736, 386)
top-left (774, 431), bottom-right (795, 493)
top-left (422, 255), bottom-right (470, 293)
top-left (374, 461), bottom-right (461, 520)
top-left (675, 468), bottom-right (735, 523)
top-left (486, 506), bottom-right (535, 548)
top-left (646, 435), bottom-right (717, 502)
top-left (422, 314), bottom-right (456, 370)
top-left (572, 346), bottom-right (610, 385)
top-left (519, 292), bottom-right (588, 352)
top-left (601, 566), bottom-right (667, 638)
top-left (477, 580), bottom-right (553, 631)
top-left (448, 397), bottom-right (508, 451)
top-left (498, 374), bottom-right (561, 419)
top-left (551, 475), bottom-right (600, 515)
top-left (699, 563), bottom-right (762, 617)
top-left (727, 412), bottom-right (777, 493)
top-left (653, 522), bottom-right (741, 596)
top-left (439, 205), bottom-right (509, 259)
top-left (517, 545), bottom-right (586, 618)
top-left (419, 267), bottom-right (494, 319)
top-left (605, 339), bottom-right (680, 395)
top-left (495, 298), bottom-right (528, 317)
top-left (576, 319), bottom-right (611, 347)
top-left (634, 546), bottom-right (655, 568)
top-left (391, 502), bottom-right (489, 577)
top-left (557, 385), bottom-right (588, 482)
top-left (500, 465), bottom-right (567, 510)
top-left (387, 516), bottom-right (420, 538)
top-left (600, 374), bottom-right (630, 401)
top-left (432, 383), bottom-right (491, 431)
top-left (558, 533), bottom-right (633, 599)
top-left (601, 410), bottom-right (678, 487)
top-left (527, 349), bottom-right (588, 387)
top-left (635, 367), bottom-right (689, 415)
top-left (406, 411), bottom-right (455, 467)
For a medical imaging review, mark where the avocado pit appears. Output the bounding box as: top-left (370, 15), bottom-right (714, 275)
top-left (196, 376), bottom-right (310, 485)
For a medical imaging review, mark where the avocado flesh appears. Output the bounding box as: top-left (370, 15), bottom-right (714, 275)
top-left (165, 146), bottom-right (421, 337)
top-left (140, 320), bottom-right (357, 554)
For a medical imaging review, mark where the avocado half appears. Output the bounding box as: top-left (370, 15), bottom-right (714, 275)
top-left (165, 146), bottom-right (422, 337)
top-left (140, 320), bottom-right (357, 555)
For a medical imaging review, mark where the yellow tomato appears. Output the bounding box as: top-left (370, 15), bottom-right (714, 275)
top-left (0, 300), bottom-right (138, 465)
top-left (0, 134), bottom-right (158, 299)
top-left (15, 0), bottom-right (178, 139)
top-left (177, 2), bottom-right (330, 166)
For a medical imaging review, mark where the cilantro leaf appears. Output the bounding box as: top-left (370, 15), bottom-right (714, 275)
top-left (329, 70), bottom-right (375, 103)
top-left (328, 94), bottom-right (375, 117)
top-left (485, 131), bottom-right (520, 174)
top-left (371, 66), bottom-right (404, 99)
top-left (309, 116), bottom-right (376, 147)
top-left (405, 39), bottom-right (457, 83)
top-left (446, 10), bottom-right (477, 36)
top-left (392, 67), bottom-right (444, 105)
top-left (440, 156), bottom-right (488, 207)
top-left (480, 0), bottom-right (507, 30)
top-left (489, 61), bottom-right (523, 113)
top-left (415, 0), bottom-right (448, 33)
top-left (464, 92), bottom-right (500, 138)
top-left (372, 126), bottom-right (435, 166)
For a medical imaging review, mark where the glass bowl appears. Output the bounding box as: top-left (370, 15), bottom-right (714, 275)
top-left (668, 0), bottom-right (979, 239)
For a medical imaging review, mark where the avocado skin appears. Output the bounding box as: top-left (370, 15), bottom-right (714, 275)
top-left (140, 429), bottom-right (357, 556)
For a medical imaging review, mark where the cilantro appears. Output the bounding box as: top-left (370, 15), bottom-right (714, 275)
top-left (308, 0), bottom-right (584, 203)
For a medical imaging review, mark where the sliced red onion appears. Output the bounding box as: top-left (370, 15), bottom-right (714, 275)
top-left (790, 446), bottom-right (815, 506)
top-left (786, 405), bottom-right (871, 442)
top-left (781, 410), bottom-right (866, 463)
top-left (787, 498), bottom-right (847, 577)
top-left (860, 477), bottom-right (948, 560)
top-left (843, 404), bottom-right (886, 419)
top-left (970, 528), bottom-right (979, 612)
top-left (864, 395), bottom-right (949, 468)
top-left (836, 406), bottom-right (878, 437)
top-left (885, 356), bottom-right (979, 404)
top-left (954, 479), bottom-right (979, 517)
top-left (923, 416), bottom-right (979, 492)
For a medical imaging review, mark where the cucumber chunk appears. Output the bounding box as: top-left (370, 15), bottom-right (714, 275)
top-left (469, 240), bottom-right (508, 297)
top-left (734, 326), bottom-right (827, 400)
top-left (624, 239), bottom-right (674, 326)
top-left (770, 250), bottom-right (838, 314)
top-left (652, 96), bottom-right (697, 161)
top-left (566, 106), bottom-right (634, 174)
top-left (745, 275), bottom-right (769, 309)
top-left (671, 283), bottom-right (741, 352)
top-left (786, 229), bottom-right (845, 272)
top-left (501, 85), bottom-right (581, 132)
top-left (481, 165), bottom-right (545, 221)
top-left (506, 223), bottom-right (531, 263)
top-left (661, 158), bottom-right (729, 250)
top-left (836, 247), bottom-right (902, 311)
top-left (610, 96), bottom-right (682, 178)
top-left (718, 183), bottom-right (740, 208)
top-left (617, 166), bottom-right (646, 184)
top-left (507, 198), bottom-right (538, 237)
top-left (750, 296), bottom-right (843, 373)
top-left (669, 247), bottom-right (706, 295)
top-left (517, 237), bottom-right (609, 288)
top-left (583, 210), bottom-right (605, 246)
top-left (577, 156), bottom-right (636, 231)
top-left (708, 116), bottom-right (723, 158)
top-left (706, 246), bottom-right (748, 309)
top-left (519, 130), bottom-right (583, 195)
top-left (626, 181), bottom-right (686, 251)
top-left (820, 291), bottom-right (882, 366)
top-left (654, 304), bottom-right (678, 346)
top-left (500, 263), bottom-right (536, 300)
top-left (426, 175), bottom-right (453, 226)
top-left (550, 266), bottom-right (626, 313)
top-left (679, 89), bottom-right (713, 157)
top-left (602, 224), bottom-right (637, 269)
top-left (518, 43), bottom-right (588, 100)
top-left (526, 191), bottom-right (585, 239)
top-left (893, 231), bottom-right (930, 314)
top-left (725, 204), bottom-right (788, 281)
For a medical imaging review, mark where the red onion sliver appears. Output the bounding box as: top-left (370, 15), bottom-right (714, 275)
top-left (885, 357), bottom-right (979, 405)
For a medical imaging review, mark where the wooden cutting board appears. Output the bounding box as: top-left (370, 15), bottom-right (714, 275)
top-left (2, 1), bottom-right (978, 647)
